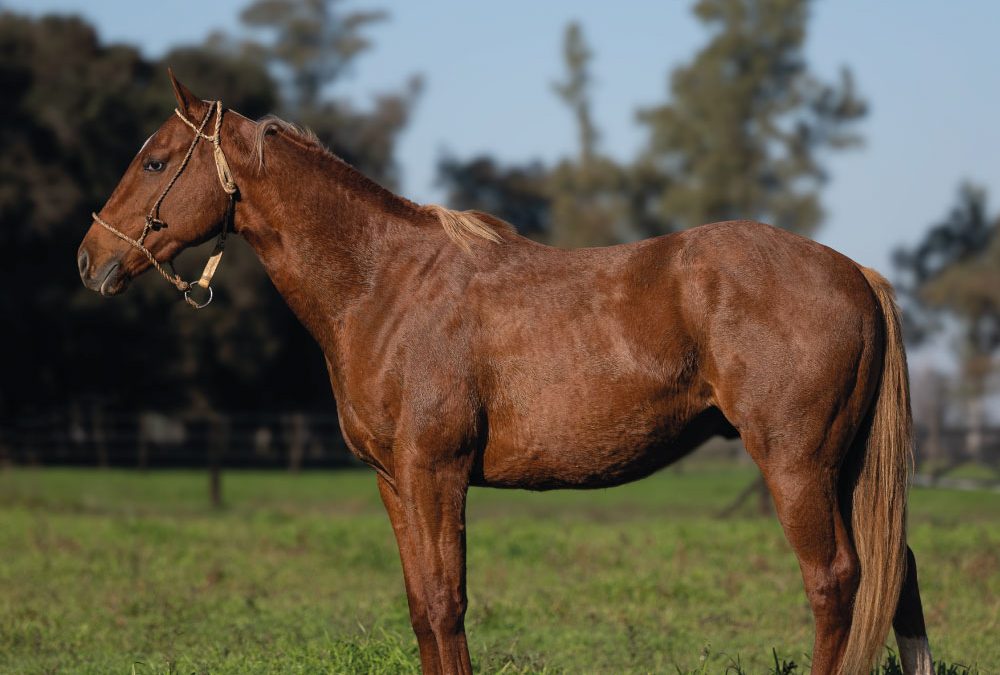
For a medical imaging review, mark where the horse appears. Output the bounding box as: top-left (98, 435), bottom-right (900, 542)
top-left (77, 72), bottom-right (933, 675)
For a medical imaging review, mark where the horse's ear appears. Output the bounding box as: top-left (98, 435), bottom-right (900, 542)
top-left (167, 68), bottom-right (209, 119)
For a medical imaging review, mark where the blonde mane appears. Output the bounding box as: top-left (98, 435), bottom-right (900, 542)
top-left (251, 116), bottom-right (508, 252)
top-left (252, 115), bottom-right (320, 170)
top-left (419, 204), bottom-right (504, 251)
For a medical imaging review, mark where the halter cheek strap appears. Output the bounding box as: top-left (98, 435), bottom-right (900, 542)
top-left (91, 100), bottom-right (237, 309)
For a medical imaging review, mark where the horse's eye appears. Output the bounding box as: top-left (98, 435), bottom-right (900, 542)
top-left (144, 159), bottom-right (166, 173)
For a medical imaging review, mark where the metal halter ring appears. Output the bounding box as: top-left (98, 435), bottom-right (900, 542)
top-left (184, 284), bottom-right (213, 309)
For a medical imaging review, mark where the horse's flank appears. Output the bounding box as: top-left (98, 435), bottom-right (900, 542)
top-left (251, 114), bottom-right (507, 252)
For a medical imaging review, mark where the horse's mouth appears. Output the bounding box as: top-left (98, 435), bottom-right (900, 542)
top-left (98, 263), bottom-right (129, 297)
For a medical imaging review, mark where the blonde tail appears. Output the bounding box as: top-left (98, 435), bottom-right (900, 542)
top-left (841, 267), bottom-right (913, 674)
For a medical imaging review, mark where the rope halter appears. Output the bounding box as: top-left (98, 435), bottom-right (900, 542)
top-left (91, 100), bottom-right (238, 309)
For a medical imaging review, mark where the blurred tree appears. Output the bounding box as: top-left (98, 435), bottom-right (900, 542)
top-left (437, 156), bottom-right (551, 238)
top-left (296, 79), bottom-right (422, 189)
top-left (637, 0), bottom-right (867, 235)
top-left (442, 2), bottom-right (865, 247)
top-left (894, 184), bottom-right (1000, 461)
top-left (160, 43), bottom-right (278, 120)
top-left (894, 184), bottom-right (998, 344)
top-left (910, 367), bottom-right (950, 471)
top-left (239, 0), bottom-right (421, 187)
top-left (0, 11), bottom-right (289, 422)
top-left (240, 0), bottom-right (386, 112)
top-left (437, 21), bottom-right (636, 247)
top-left (1, 5), bottom-right (418, 432)
top-left (548, 22), bottom-right (635, 248)
top-left (0, 13), bottom-right (172, 421)
top-left (552, 22), bottom-right (598, 168)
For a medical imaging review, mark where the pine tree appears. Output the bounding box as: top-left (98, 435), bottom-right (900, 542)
top-left (638, 0), bottom-right (866, 235)
top-left (552, 22), bottom-right (598, 168)
top-left (240, 0), bottom-right (422, 187)
top-left (894, 185), bottom-right (1000, 462)
top-left (437, 155), bottom-right (551, 238)
top-left (240, 0), bottom-right (387, 111)
top-left (548, 22), bottom-right (633, 247)
top-left (0, 7), bottom-right (422, 423)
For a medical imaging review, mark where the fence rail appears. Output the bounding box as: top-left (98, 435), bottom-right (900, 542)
top-left (1, 410), bottom-right (999, 472)
top-left (1, 410), bottom-right (357, 468)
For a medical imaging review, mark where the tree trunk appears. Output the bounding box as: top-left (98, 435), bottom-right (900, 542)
top-left (966, 394), bottom-right (984, 464)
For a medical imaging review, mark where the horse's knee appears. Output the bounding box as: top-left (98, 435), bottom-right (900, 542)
top-left (425, 588), bottom-right (467, 637)
top-left (833, 547), bottom-right (861, 596)
top-left (807, 549), bottom-right (859, 622)
top-left (408, 604), bottom-right (434, 642)
top-left (399, 583), bottom-right (436, 640)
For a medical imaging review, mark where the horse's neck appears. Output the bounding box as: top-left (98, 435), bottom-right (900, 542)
top-left (234, 149), bottom-right (421, 343)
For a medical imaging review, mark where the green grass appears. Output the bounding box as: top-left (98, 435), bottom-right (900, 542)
top-left (0, 466), bottom-right (995, 673)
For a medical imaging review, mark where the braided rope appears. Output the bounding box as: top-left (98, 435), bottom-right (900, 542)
top-left (91, 100), bottom-right (238, 305)
top-left (92, 211), bottom-right (190, 291)
top-left (138, 101), bottom-right (216, 243)
top-left (174, 101), bottom-right (238, 195)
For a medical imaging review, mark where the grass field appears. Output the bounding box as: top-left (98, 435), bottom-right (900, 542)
top-left (0, 465), bottom-right (996, 674)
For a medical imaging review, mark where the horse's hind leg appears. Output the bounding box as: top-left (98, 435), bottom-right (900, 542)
top-left (893, 546), bottom-right (933, 674)
top-left (744, 431), bottom-right (860, 674)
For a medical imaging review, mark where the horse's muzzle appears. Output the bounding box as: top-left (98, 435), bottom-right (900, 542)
top-left (78, 247), bottom-right (127, 296)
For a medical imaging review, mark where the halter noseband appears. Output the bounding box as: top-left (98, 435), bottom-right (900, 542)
top-left (91, 100), bottom-right (237, 309)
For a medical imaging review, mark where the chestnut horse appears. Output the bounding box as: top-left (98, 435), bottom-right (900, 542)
top-left (78, 73), bottom-right (933, 674)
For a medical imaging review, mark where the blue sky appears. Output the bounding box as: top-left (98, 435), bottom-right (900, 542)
top-left (7, 0), bottom-right (1000, 279)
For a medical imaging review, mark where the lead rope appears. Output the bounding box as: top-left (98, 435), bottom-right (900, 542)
top-left (91, 100), bottom-right (237, 308)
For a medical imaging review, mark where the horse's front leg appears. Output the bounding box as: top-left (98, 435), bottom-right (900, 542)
top-left (390, 452), bottom-right (474, 675)
top-left (378, 475), bottom-right (444, 674)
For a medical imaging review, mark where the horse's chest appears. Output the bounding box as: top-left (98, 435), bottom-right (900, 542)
top-left (332, 386), bottom-right (398, 474)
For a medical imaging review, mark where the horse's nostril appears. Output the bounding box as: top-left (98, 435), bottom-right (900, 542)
top-left (77, 249), bottom-right (90, 277)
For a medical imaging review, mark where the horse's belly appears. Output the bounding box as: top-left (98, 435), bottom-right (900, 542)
top-left (477, 440), bottom-right (673, 490)
top-left (475, 401), bottom-right (715, 490)
top-left (475, 324), bottom-right (718, 489)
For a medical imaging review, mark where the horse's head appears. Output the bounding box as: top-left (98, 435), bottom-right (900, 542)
top-left (78, 71), bottom-right (244, 304)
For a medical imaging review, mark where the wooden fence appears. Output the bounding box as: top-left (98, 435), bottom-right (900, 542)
top-left (1, 409), bottom-right (998, 474)
top-left (0, 410), bottom-right (356, 469)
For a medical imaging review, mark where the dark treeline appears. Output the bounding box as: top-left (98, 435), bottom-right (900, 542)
top-left (1, 1), bottom-right (419, 431)
top-left (1, 0), bottom-right (997, 470)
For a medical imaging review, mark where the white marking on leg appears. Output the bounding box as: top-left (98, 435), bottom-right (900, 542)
top-left (895, 632), bottom-right (933, 675)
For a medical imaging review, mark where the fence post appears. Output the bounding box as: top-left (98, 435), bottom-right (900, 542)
top-left (0, 426), bottom-right (10, 470)
top-left (92, 402), bottom-right (109, 469)
top-left (137, 412), bottom-right (149, 471)
top-left (208, 415), bottom-right (228, 509)
top-left (287, 413), bottom-right (306, 473)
